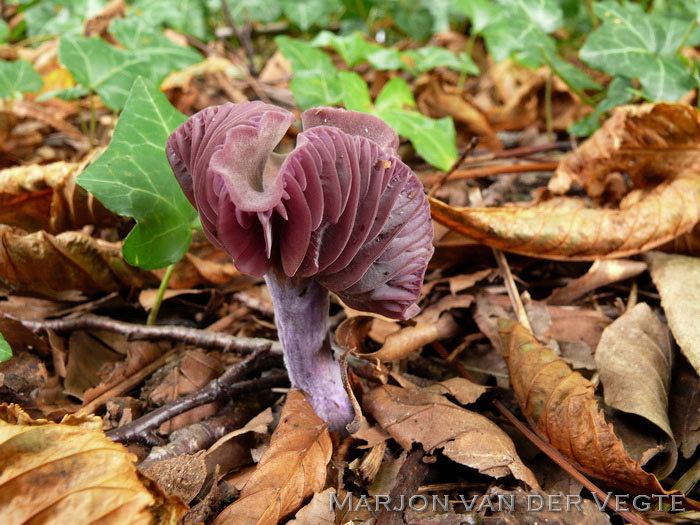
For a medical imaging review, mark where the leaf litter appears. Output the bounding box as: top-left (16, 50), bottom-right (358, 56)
top-left (0, 7), bottom-right (699, 525)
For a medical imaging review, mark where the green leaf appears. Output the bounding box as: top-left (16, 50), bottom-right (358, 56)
top-left (36, 86), bottom-right (91, 102)
top-left (0, 333), bottom-right (11, 363)
top-left (78, 78), bottom-right (195, 269)
top-left (110, 18), bottom-right (202, 83)
top-left (59, 36), bottom-right (151, 109)
top-left (281, 0), bottom-right (344, 30)
top-left (276, 36), bottom-right (342, 109)
top-left (455, 0), bottom-right (499, 34)
top-left (402, 47), bottom-right (479, 74)
top-left (543, 51), bottom-right (602, 92)
top-left (0, 20), bottom-right (10, 44)
top-left (312, 31), bottom-right (382, 67)
top-left (569, 76), bottom-right (635, 136)
top-left (375, 77), bottom-right (416, 111)
top-left (24, 0), bottom-right (106, 40)
top-left (377, 109), bottom-right (457, 171)
top-left (580, 2), bottom-right (695, 101)
top-left (366, 48), bottom-right (404, 70)
top-left (339, 71), bottom-right (373, 112)
top-left (0, 59), bottom-right (43, 99)
top-left (225, 0), bottom-right (282, 24)
top-left (130, 0), bottom-right (210, 41)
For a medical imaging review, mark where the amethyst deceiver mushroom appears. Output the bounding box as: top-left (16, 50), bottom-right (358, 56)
top-left (166, 102), bottom-right (433, 431)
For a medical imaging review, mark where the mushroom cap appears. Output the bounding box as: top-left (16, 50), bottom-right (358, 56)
top-left (167, 102), bottom-right (433, 319)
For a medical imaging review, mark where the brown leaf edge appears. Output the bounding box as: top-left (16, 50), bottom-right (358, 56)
top-left (499, 319), bottom-right (671, 495)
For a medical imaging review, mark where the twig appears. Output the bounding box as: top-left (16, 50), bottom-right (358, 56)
top-left (147, 263), bottom-right (175, 326)
top-left (106, 348), bottom-right (285, 443)
top-left (492, 249), bottom-right (533, 333)
top-left (376, 447), bottom-right (430, 525)
top-left (221, 0), bottom-right (257, 77)
top-left (430, 342), bottom-right (652, 525)
top-left (421, 161), bottom-right (559, 186)
top-left (462, 142), bottom-right (570, 165)
top-left (19, 314), bottom-right (283, 355)
top-left (78, 348), bottom-right (178, 416)
top-left (428, 137), bottom-right (479, 197)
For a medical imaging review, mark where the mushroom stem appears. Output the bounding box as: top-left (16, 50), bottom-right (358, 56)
top-left (264, 270), bottom-right (355, 432)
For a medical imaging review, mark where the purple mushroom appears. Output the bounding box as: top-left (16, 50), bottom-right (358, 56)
top-left (166, 102), bottom-right (433, 431)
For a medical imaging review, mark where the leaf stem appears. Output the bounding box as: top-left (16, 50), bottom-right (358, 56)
top-left (88, 93), bottom-right (97, 148)
top-left (545, 71), bottom-right (554, 142)
top-left (146, 263), bottom-right (176, 326)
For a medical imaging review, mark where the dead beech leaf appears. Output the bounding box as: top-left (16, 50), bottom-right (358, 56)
top-left (670, 367), bottom-right (700, 459)
top-left (552, 103), bottom-right (700, 196)
top-left (287, 488), bottom-right (337, 525)
top-left (0, 404), bottom-right (186, 524)
top-left (213, 389), bottom-right (332, 525)
top-left (645, 251), bottom-right (700, 376)
top-left (547, 259), bottom-right (647, 305)
top-left (595, 303), bottom-right (677, 478)
top-left (0, 226), bottom-right (155, 298)
top-left (429, 171), bottom-right (700, 261)
top-left (499, 319), bottom-right (669, 494)
top-left (363, 383), bottom-right (539, 488)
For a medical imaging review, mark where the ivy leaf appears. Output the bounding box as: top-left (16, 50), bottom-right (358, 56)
top-left (0, 59), bottom-right (43, 99)
top-left (281, 0), bottom-right (343, 30)
top-left (225, 0), bottom-right (282, 24)
top-left (375, 77), bottom-right (416, 111)
top-left (78, 78), bottom-right (195, 269)
top-left (569, 77), bottom-right (634, 136)
top-left (59, 36), bottom-right (151, 109)
top-left (0, 333), bottom-right (11, 362)
top-left (24, 0), bottom-right (106, 39)
top-left (110, 18), bottom-right (202, 84)
top-left (276, 36), bottom-right (342, 109)
top-left (129, 0), bottom-right (210, 41)
top-left (580, 2), bottom-right (694, 101)
top-left (402, 47), bottom-right (478, 74)
top-left (339, 71), bottom-right (373, 112)
top-left (312, 31), bottom-right (382, 67)
top-left (366, 48), bottom-right (404, 70)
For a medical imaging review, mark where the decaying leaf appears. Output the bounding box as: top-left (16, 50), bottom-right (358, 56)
top-left (213, 390), bottom-right (332, 525)
top-left (0, 226), bottom-right (155, 298)
top-left (595, 302), bottom-right (676, 478)
top-left (499, 319), bottom-right (669, 493)
top-left (645, 251), bottom-right (700, 376)
top-left (0, 404), bottom-right (186, 524)
top-left (429, 171), bottom-right (700, 261)
top-left (363, 381), bottom-right (539, 488)
top-left (552, 103), bottom-right (700, 196)
top-left (287, 488), bottom-right (337, 525)
top-left (670, 366), bottom-right (700, 459)
top-left (547, 259), bottom-right (647, 305)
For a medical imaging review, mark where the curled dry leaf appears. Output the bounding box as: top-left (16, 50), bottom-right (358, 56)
top-left (645, 251), bottom-right (700, 376)
top-left (595, 302), bottom-right (676, 478)
top-left (547, 259), bottom-right (647, 305)
top-left (0, 404), bottom-right (186, 524)
top-left (551, 103), bottom-right (700, 196)
top-left (287, 488), bottom-right (337, 525)
top-left (429, 171), bottom-right (700, 261)
top-left (499, 319), bottom-right (669, 494)
top-left (213, 389), bottom-right (332, 525)
top-left (670, 367), bottom-right (700, 459)
top-left (0, 226), bottom-right (155, 298)
top-left (363, 381), bottom-right (539, 488)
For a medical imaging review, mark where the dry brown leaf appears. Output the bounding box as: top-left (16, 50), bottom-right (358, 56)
top-left (670, 366), bottom-right (700, 459)
top-left (645, 251), bottom-right (700, 376)
top-left (213, 390), bottom-right (332, 525)
top-left (429, 170), bottom-right (700, 261)
top-left (0, 404), bottom-right (186, 524)
top-left (499, 319), bottom-right (669, 494)
top-left (363, 382), bottom-right (539, 488)
top-left (660, 222), bottom-right (700, 256)
top-left (149, 350), bottom-right (225, 433)
top-left (547, 259), bottom-right (647, 305)
top-left (552, 103), bottom-right (700, 196)
top-left (287, 488), bottom-right (337, 525)
top-left (0, 226), bottom-right (156, 298)
top-left (595, 303), bottom-right (676, 478)
top-left (140, 452), bottom-right (208, 505)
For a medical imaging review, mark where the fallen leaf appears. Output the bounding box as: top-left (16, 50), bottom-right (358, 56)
top-left (63, 330), bottom-right (123, 399)
top-left (499, 319), bottom-right (669, 493)
top-left (660, 222), bottom-right (700, 256)
top-left (670, 366), bottom-right (700, 459)
top-left (0, 226), bottom-right (156, 299)
top-left (547, 259), bottom-right (647, 305)
top-left (552, 103), bottom-right (700, 196)
top-left (140, 451), bottom-right (208, 505)
top-left (288, 488), bottom-right (337, 525)
top-left (595, 302), bottom-right (676, 478)
top-left (645, 251), bottom-right (700, 375)
top-left (363, 382), bottom-right (539, 488)
top-left (213, 390), bottom-right (332, 525)
top-left (429, 170), bottom-right (700, 260)
top-left (0, 404), bottom-right (186, 523)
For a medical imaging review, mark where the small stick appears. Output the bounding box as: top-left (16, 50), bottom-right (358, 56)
top-left (422, 161), bottom-right (559, 186)
top-left (492, 249), bottom-right (533, 333)
top-left (376, 447), bottom-right (430, 525)
top-left (19, 314), bottom-right (283, 355)
top-left (106, 348), bottom-right (285, 443)
top-left (462, 142), bottom-right (570, 165)
top-left (221, 0), bottom-right (257, 77)
top-left (428, 137), bottom-right (479, 197)
top-left (430, 342), bottom-right (651, 525)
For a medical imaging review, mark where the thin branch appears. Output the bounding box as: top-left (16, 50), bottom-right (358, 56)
top-left (428, 137), bottom-right (479, 197)
top-left (421, 161), bottom-right (559, 186)
top-left (19, 314), bottom-right (283, 355)
top-left (106, 348), bottom-right (286, 443)
top-left (376, 447), bottom-right (430, 525)
top-left (221, 0), bottom-right (257, 77)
